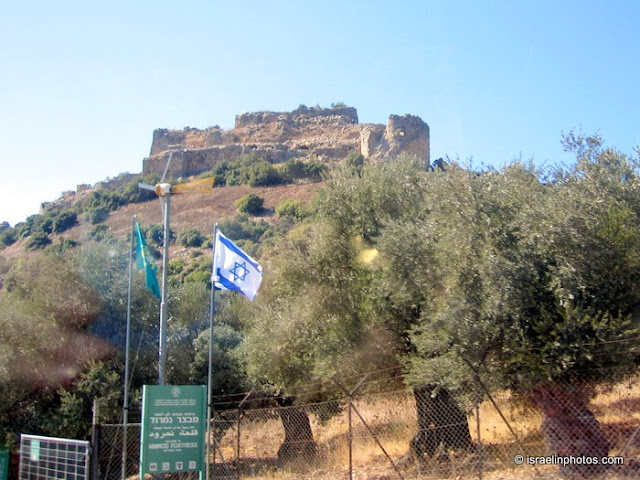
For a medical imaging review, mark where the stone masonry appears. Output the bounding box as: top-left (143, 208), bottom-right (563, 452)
top-left (142, 105), bottom-right (429, 179)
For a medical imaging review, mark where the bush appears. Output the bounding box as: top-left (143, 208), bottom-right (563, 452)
top-left (184, 270), bottom-right (211, 284)
top-left (88, 225), bottom-right (109, 241)
top-left (18, 214), bottom-right (43, 238)
top-left (344, 152), bottom-right (366, 177)
top-left (25, 231), bottom-right (51, 250)
top-left (178, 229), bottom-right (206, 248)
top-left (168, 258), bottom-right (186, 277)
top-left (80, 190), bottom-right (123, 213)
top-left (181, 256), bottom-right (212, 285)
top-left (281, 159), bottom-right (307, 181)
top-left (0, 228), bottom-right (17, 247)
top-left (207, 154), bottom-right (284, 187)
top-left (217, 214), bottom-right (271, 244)
top-left (235, 194), bottom-right (264, 215)
top-left (87, 207), bottom-right (110, 225)
top-left (48, 236), bottom-right (79, 254)
top-left (52, 211), bottom-right (78, 234)
top-left (303, 160), bottom-right (326, 181)
top-left (275, 199), bottom-right (311, 221)
top-left (146, 224), bottom-right (175, 247)
top-left (120, 175), bottom-right (159, 204)
top-left (248, 162), bottom-right (281, 187)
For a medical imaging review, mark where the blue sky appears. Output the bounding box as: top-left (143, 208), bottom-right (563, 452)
top-left (1, 0), bottom-right (638, 226)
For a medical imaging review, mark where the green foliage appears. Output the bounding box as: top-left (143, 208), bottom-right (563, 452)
top-left (176, 255), bottom-right (211, 285)
top-left (244, 143), bottom-right (640, 400)
top-left (398, 140), bottom-right (640, 393)
top-left (209, 154), bottom-right (282, 187)
top-left (25, 231), bottom-right (51, 250)
top-left (343, 152), bottom-right (366, 177)
top-left (87, 224), bottom-right (109, 241)
top-left (178, 228), bottom-right (206, 248)
top-left (218, 214), bottom-right (270, 243)
top-left (189, 293), bottom-right (251, 397)
top-left (166, 282), bottom-right (210, 383)
top-left (184, 269), bottom-right (211, 284)
top-left (303, 160), bottom-right (327, 181)
top-left (145, 224), bottom-right (175, 248)
top-left (0, 228), bottom-right (17, 247)
top-left (119, 175), bottom-right (159, 204)
top-left (208, 153), bottom-right (325, 188)
top-left (169, 258), bottom-right (186, 277)
top-left (17, 214), bottom-right (45, 238)
top-left (247, 161), bottom-right (280, 187)
top-left (281, 158), bottom-right (326, 183)
top-left (275, 198), bottom-right (312, 221)
top-left (280, 159), bottom-right (307, 181)
top-left (235, 193), bottom-right (264, 215)
top-left (74, 174), bottom-right (159, 220)
top-left (79, 190), bottom-right (123, 213)
top-left (242, 159), bottom-right (430, 391)
top-left (47, 236), bottom-right (80, 255)
top-left (47, 361), bottom-right (122, 438)
top-left (86, 206), bottom-right (110, 224)
top-left (0, 241), bottom-right (164, 442)
top-left (51, 211), bottom-right (78, 233)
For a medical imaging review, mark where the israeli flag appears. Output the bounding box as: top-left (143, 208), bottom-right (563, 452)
top-left (213, 230), bottom-right (263, 300)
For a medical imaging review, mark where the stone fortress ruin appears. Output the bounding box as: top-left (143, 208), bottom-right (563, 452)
top-left (39, 106), bottom-right (429, 216)
top-left (142, 105), bottom-right (430, 178)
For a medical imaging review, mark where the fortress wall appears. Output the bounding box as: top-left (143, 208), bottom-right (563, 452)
top-left (143, 107), bottom-right (429, 178)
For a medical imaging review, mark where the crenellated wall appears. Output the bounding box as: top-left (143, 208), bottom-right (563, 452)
top-left (143, 106), bottom-right (429, 178)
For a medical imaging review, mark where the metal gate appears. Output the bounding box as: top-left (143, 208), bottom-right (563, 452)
top-left (19, 434), bottom-right (90, 480)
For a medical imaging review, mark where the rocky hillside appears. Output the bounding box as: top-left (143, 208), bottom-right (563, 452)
top-left (0, 182), bottom-right (321, 263)
top-left (0, 104), bottom-right (430, 267)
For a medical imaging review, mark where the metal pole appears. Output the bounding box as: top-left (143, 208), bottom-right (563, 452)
top-left (158, 194), bottom-right (171, 385)
top-left (348, 397), bottom-right (353, 480)
top-left (206, 224), bottom-right (218, 480)
top-left (121, 216), bottom-right (136, 480)
top-left (475, 404), bottom-right (482, 480)
top-left (91, 399), bottom-right (100, 480)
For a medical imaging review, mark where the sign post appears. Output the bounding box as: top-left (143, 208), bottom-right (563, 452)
top-left (0, 448), bottom-right (8, 480)
top-left (140, 385), bottom-right (206, 478)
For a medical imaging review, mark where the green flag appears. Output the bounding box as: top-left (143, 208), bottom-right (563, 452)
top-left (135, 222), bottom-right (161, 299)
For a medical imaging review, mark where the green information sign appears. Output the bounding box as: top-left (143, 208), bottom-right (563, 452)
top-left (140, 385), bottom-right (206, 478)
top-left (0, 448), bottom-right (8, 480)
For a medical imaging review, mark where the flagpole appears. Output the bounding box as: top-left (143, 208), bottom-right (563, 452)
top-left (205, 223), bottom-right (218, 480)
top-left (159, 193), bottom-right (171, 385)
top-left (121, 215), bottom-right (136, 480)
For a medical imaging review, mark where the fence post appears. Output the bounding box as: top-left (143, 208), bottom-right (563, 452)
top-left (235, 389), bottom-right (253, 480)
top-left (236, 410), bottom-right (241, 479)
top-left (90, 399), bottom-right (100, 480)
top-left (332, 375), bottom-right (371, 480)
top-left (475, 404), bottom-right (482, 480)
top-left (348, 396), bottom-right (353, 480)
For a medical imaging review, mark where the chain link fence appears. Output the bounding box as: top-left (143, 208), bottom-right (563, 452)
top-left (94, 374), bottom-right (640, 479)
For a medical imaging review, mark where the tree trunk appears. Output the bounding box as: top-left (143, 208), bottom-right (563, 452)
top-left (531, 383), bottom-right (609, 477)
top-left (410, 384), bottom-right (472, 460)
top-left (277, 400), bottom-right (317, 464)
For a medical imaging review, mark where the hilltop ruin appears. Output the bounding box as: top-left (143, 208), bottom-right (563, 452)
top-left (143, 105), bottom-right (429, 178)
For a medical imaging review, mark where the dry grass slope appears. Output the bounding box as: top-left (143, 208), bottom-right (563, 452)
top-left (212, 376), bottom-right (640, 479)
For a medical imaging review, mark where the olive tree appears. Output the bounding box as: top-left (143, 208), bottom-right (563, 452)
top-left (243, 156), bottom-right (474, 461)
top-left (405, 135), bottom-right (640, 475)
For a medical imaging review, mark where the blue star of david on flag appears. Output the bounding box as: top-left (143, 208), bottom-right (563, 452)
top-left (230, 261), bottom-right (249, 282)
top-left (212, 230), bottom-right (263, 300)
